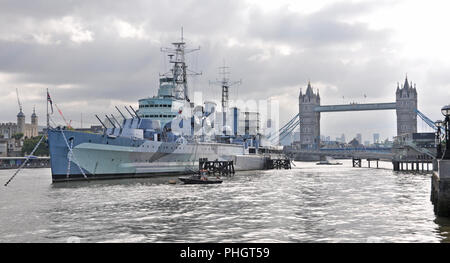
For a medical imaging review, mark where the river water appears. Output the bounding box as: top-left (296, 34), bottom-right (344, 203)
top-left (1, 160), bottom-right (449, 243)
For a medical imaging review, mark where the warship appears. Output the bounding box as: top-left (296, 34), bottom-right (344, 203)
top-left (48, 34), bottom-right (282, 182)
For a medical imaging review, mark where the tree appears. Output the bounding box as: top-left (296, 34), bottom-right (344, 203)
top-left (12, 133), bottom-right (24, 140)
top-left (21, 136), bottom-right (49, 156)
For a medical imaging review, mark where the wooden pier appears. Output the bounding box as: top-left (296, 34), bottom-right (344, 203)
top-left (352, 158), bottom-right (362, 168)
top-left (264, 158), bottom-right (291, 170)
top-left (199, 158), bottom-right (235, 176)
top-left (351, 158), bottom-right (380, 168)
top-left (392, 160), bottom-right (433, 172)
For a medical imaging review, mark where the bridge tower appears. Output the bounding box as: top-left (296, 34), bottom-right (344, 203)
top-left (396, 76), bottom-right (417, 136)
top-left (299, 81), bottom-right (321, 149)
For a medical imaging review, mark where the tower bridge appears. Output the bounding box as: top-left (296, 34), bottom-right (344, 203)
top-left (314, 102), bottom-right (396, 113)
top-left (275, 76), bottom-right (439, 163)
top-left (298, 76), bottom-right (418, 150)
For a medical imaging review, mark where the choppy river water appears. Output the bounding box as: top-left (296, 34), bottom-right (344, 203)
top-left (1, 160), bottom-right (449, 242)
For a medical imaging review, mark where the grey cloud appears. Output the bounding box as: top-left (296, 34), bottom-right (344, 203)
top-left (247, 1), bottom-right (390, 48)
top-left (0, 0), bottom-right (445, 140)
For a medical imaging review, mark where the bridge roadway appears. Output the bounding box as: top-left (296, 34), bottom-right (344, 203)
top-left (314, 102), bottom-right (396, 112)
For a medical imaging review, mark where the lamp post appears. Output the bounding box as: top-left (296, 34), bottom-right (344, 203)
top-left (442, 105), bottom-right (450, 160)
top-left (436, 120), bottom-right (443, 159)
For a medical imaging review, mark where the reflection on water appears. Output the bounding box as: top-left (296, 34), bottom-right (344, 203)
top-left (0, 160), bottom-right (449, 243)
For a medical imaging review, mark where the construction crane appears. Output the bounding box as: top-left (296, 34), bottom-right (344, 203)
top-left (54, 103), bottom-right (72, 129)
top-left (16, 88), bottom-right (23, 112)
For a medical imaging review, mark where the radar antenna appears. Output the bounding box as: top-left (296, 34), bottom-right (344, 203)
top-left (209, 60), bottom-right (241, 113)
top-left (160, 28), bottom-right (201, 102)
top-left (209, 61), bottom-right (241, 136)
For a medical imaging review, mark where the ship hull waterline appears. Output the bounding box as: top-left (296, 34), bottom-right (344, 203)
top-left (48, 129), bottom-right (270, 183)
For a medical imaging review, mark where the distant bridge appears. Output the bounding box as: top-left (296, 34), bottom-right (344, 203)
top-left (314, 102), bottom-right (396, 112)
top-left (271, 77), bottom-right (440, 163)
top-left (284, 147), bottom-right (394, 161)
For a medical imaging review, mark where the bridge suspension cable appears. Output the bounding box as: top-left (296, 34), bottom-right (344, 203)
top-left (277, 119), bottom-right (300, 143)
top-left (267, 113), bottom-right (300, 144)
top-left (415, 109), bottom-right (444, 133)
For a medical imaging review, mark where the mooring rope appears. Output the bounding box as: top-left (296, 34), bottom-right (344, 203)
top-left (4, 135), bottom-right (46, 187)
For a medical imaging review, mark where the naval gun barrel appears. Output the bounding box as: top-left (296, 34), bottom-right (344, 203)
top-left (110, 114), bottom-right (122, 129)
top-left (105, 115), bottom-right (116, 128)
top-left (124, 106), bottom-right (134, 118)
top-left (95, 114), bottom-right (107, 129)
top-left (115, 106), bottom-right (126, 120)
top-left (129, 105), bottom-right (141, 121)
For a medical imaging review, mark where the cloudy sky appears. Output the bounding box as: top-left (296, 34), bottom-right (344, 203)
top-left (0, 0), bottom-right (449, 142)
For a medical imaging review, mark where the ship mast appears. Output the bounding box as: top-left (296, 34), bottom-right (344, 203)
top-left (210, 61), bottom-right (241, 113)
top-left (160, 28), bottom-right (201, 102)
top-left (210, 61), bottom-right (241, 135)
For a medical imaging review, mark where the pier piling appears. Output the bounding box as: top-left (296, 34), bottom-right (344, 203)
top-left (352, 158), bottom-right (362, 168)
top-left (431, 160), bottom-right (450, 217)
top-left (199, 158), bottom-right (235, 177)
top-left (264, 158), bottom-right (291, 170)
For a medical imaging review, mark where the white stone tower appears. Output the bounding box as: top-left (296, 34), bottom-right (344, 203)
top-left (299, 81), bottom-right (321, 149)
top-left (31, 107), bottom-right (38, 137)
top-left (17, 109), bottom-right (25, 134)
top-left (31, 107), bottom-right (38, 127)
top-left (396, 76), bottom-right (417, 136)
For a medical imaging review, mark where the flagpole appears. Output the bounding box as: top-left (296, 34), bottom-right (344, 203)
top-left (46, 88), bottom-right (49, 133)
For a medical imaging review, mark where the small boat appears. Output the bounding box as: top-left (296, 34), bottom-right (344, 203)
top-left (178, 170), bottom-right (223, 184)
top-left (168, 179), bottom-right (177, 184)
top-left (316, 156), bottom-right (343, 165)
